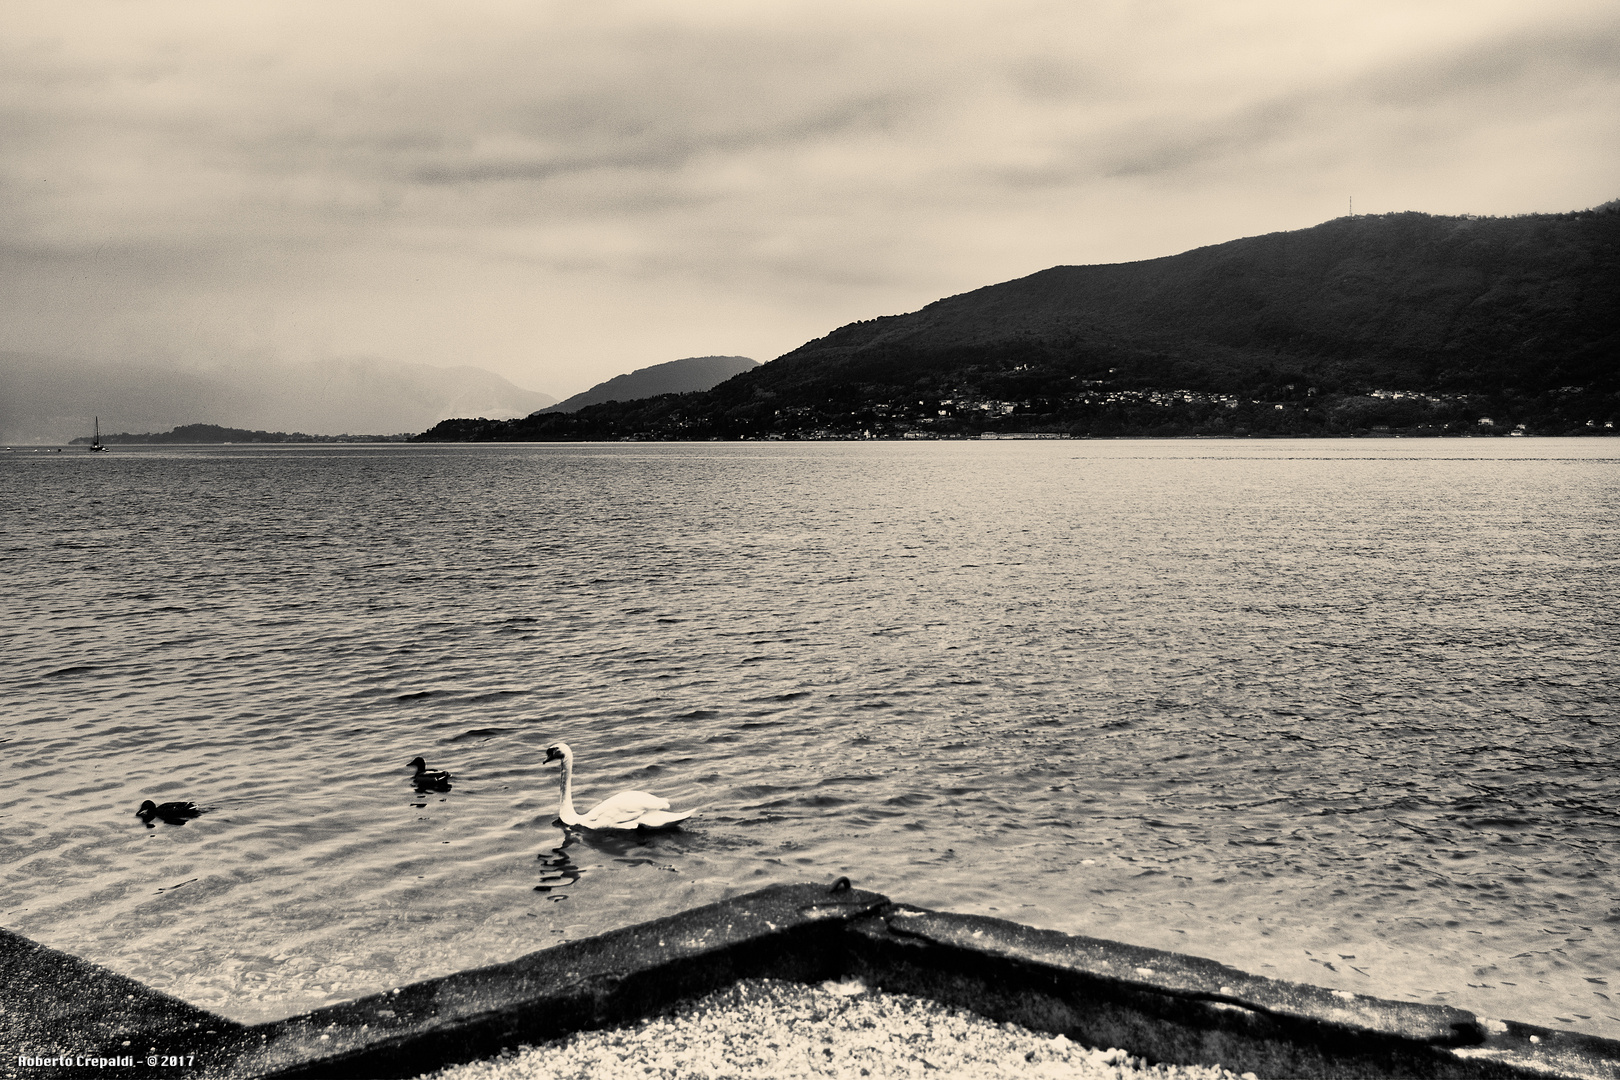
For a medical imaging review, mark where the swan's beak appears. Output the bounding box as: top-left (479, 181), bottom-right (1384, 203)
top-left (543, 747), bottom-right (562, 763)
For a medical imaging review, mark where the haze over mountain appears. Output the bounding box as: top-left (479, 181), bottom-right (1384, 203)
top-left (422, 205), bottom-right (1620, 441)
top-left (4, 4), bottom-right (1614, 410)
top-left (0, 355), bottom-right (555, 444)
top-left (539, 356), bottom-right (758, 414)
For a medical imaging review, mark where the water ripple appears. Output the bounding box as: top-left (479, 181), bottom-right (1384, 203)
top-left (2, 440), bottom-right (1617, 1036)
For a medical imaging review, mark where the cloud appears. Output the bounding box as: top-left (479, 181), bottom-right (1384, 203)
top-left (0, 0), bottom-right (1616, 402)
top-left (968, 10), bottom-right (1620, 188)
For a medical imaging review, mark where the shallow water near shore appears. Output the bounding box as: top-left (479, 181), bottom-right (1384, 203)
top-left (2, 439), bottom-right (1617, 1036)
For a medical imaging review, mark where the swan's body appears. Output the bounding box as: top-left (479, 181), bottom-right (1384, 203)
top-left (408, 757), bottom-right (452, 789)
top-left (544, 743), bottom-right (694, 830)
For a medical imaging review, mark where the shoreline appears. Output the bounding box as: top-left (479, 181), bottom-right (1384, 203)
top-left (4, 882), bottom-right (1617, 1079)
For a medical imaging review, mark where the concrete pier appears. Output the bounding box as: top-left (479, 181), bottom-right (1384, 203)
top-left (4, 882), bottom-right (1616, 1079)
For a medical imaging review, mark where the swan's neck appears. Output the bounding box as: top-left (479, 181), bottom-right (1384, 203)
top-left (557, 755), bottom-right (581, 825)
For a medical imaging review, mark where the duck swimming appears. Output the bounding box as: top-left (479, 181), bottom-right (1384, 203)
top-left (544, 742), bottom-right (695, 830)
top-left (136, 800), bottom-right (202, 826)
top-left (408, 757), bottom-right (452, 789)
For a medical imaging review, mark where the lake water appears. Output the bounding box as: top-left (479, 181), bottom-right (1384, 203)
top-left (2, 439), bottom-right (1617, 1038)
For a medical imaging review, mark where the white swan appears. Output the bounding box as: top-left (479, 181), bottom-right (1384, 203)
top-left (544, 742), bottom-right (696, 830)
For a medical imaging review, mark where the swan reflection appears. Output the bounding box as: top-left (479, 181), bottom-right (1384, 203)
top-left (535, 834), bottom-right (582, 897)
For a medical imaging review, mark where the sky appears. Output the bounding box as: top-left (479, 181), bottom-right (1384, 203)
top-left (3, 0), bottom-right (1617, 399)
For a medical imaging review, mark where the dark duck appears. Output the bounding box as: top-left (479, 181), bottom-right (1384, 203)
top-left (408, 757), bottom-right (452, 790)
top-left (136, 800), bottom-right (202, 826)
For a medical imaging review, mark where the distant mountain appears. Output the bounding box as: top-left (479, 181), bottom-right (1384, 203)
top-left (421, 205), bottom-right (1620, 441)
top-left (0, 355), bottom-right (556, 444)
top-left (70, 423), bottom-right (414, 444)
top-left (539, 356), bottom-right (758, 413)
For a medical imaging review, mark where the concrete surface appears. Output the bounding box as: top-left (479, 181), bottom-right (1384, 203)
top-left (3, 882), bottom-right (1616, 1079)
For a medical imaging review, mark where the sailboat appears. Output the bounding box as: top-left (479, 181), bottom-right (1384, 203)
top-left (88, 416), bottom-right (109, 452)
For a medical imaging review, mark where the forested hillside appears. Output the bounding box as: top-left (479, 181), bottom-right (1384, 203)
top-left (422, 205), bottom-right (1620, 440)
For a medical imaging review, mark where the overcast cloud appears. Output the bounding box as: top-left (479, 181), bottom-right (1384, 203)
top-left (2, 0), bottom-right (1616, 398)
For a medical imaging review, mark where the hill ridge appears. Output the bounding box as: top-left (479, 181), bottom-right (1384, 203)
top-left (420, 205), bottom-right (1620, 441)
top-left (540, 356), bottom-right (757, 413)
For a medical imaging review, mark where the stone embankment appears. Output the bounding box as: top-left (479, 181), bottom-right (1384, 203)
top-left (4, 881), bottom-right (1617, 1079)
